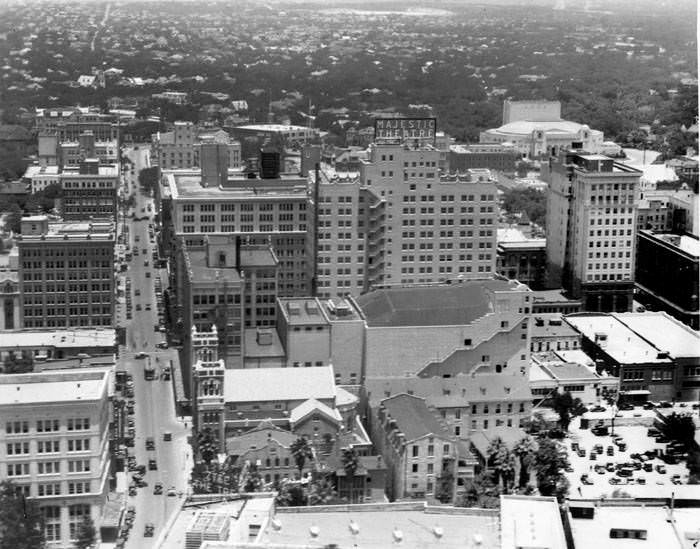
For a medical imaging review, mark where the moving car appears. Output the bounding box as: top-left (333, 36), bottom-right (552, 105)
top-left (671, 474), bottom-right (682, 485)
top-left (167, 486), bottom-right (177, 496)
top-left (163, 432), bottom-right (172, 441)
top-left (135, 352), bottom-right (147, 359)
top-left (592, 425), bottom-right (609, 436)
top-left (144, 523), bottom-right (154, 537)
top-left (146, 437), bottom-right (155, 451)
top-left (580, 474), bottom-right (594, 485)
top-left (148, 458), bottom-right (157, 471)
top-left (153, 482), bottom-right (163, 495)
top-left (656, 464), bottom-right (667, 474)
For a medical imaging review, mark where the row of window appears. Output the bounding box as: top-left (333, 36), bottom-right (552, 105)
top-left (6, 459), bottom-right (91, 476)
top-left (6, 438), bottom-right (91, 455)
top-left (182, 203), bottom-right (306, 213)
top-left (6, 419), bottom-right (89, 434)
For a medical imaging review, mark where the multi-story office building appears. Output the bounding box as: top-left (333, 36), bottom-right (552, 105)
top-left (0, 328), bottom-right (115, 364)
top-left (543, 151), bottom-right (641, 312)
top-left (449, 143), bottom-right (521, 172)
top-left (151, 122), bottom-right (241, 171)
top-left (35, 107), bottom-right (120, 142)
top-left (59, 133), bottom-right (119, 168)
top-left (0, 368), bottom-right (111, 548)
top-left (163, 151), bottom-right (312, 298)
top-left (357, 142), bottom-right (498, 289)
top-left (635, 230), bottom-right (699, 329)
top-left (17, 216), bottom-right (115, 329)
top-left (60, 159), bottom-right (119, 221)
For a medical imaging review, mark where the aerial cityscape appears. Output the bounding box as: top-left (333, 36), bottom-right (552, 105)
top-left (0, 0), bottom-right (698, 548)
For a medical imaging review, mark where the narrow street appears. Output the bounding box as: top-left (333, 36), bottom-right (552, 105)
top-left (118, 147), bottom-right (191, 547)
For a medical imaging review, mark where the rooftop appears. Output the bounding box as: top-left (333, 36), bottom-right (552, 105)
top-left (0, 368), bottom-right (109, 405)
top-left (243, 328), bottom-right (285, 359)
top-left (531, 289), bottom-right (581, 304)
top-left (278, 297), bottom-right (329, 326)
top-left (497, 227), bottom-right (546, 249)
top-left (166, 170), bottom-right (309, 201)
top-left (613, 312), bottom-right (700, 358)
top-left (569, 504), bottom-right (684, 549)
top-left (235, 124), bottom-right (314, 132)
top-left (652, 232), bottom-right (700, 257)
top-left (565, 314), bottom-right (672, 365)
top-left (238, 246), bottom-right (278, 268)
top-left (533, 357), bottom-right (600, 381)
top-left (223, 365), bottom-right (336, 404)
top-left (487, 118), bottom-right (599, 137)
top-left (532, 313), bottom-right (580, 339)
top-left (0, 328), bottom-right (115, 349)
top-left (226, 423), bottom-right (297, 457)
top-left (501, 495), bottom-right (567, 549)
top-left (62, 164), bottom-right (118, 177)
top-left (380, 393), bottom-right (451, 442)
top-left (470, 427), bottom-right (528, 457)
top-left (185, 250), bottom-right (242, 284)
top-left (355, 278), bottom-right (524, 328)
top-left (23, 165), bottom-right (60, 177)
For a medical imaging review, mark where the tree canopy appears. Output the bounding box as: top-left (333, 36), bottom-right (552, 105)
top-left (0, 481), bottom-right (45, 549)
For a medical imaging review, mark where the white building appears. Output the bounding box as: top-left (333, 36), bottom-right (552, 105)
top-left (480, 100), bottom-right (605, 159)
top-left (0, 368), bottom-right (112, 548)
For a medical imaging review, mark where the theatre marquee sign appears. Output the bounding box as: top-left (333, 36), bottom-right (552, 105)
top-left (374, 118), bottom-right (437, 143)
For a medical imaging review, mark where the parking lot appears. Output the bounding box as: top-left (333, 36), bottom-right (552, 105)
top-left (564, 416), bottom-right (691, 499)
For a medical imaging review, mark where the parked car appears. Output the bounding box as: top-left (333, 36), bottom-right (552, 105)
top-left (571, 442), bottom-right (579, 452)
top-left (594, 444), bottom-right (604, 454)
top-left (609, 477), bottom-right (623, 485)
top-left (145, 437), bottom-right (155, 451)
top-left (618, 402), bottom-right (634, 411)
top-left (144, 523), bottom-right (154, 537)
top-left (163, 432), bottom-right (172, 441)
top-left (128, 484), bottom-right (137, 496)
top-left (148, 459), bottom-right (157, 471)
top-left (606, 445), bottom-right (615, 456)
top-left (671, 474), bottom-right (682, 485)
top-left (643, 462), bottom-right (653, 472)
top-left (594, 464), bottom-right (606, 474)
top-left (167, 486), bottom-right (177, 496)
top-left (153, 482), bottom-right (163, 495)
top-left (647, 428), bottom-right (660, 438)
top-left (580, 474), bottom-right (594, 485)
top-left (589, 451), bottom-right (597, 461)
top-left (617, 442), bottom-right (627, 452)
top-left (617, 467), bottom-right (634, 478)
top-left (592, 425), bottom-right (609, 436)
top-left (606, 462), bottom-right (616, 472)
top-left (656, 464), bottom-right (667, 474)
top-left (577, 448), bottom-right (586, 458)
top-left (590, 405), bottom-right (606, 413)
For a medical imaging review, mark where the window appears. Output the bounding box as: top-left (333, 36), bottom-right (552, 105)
top-left (7, 463), bottom-right (30, 477)
top-left (427, 463), bottom-right (434, 474)
top-left (37, 461), bottom-right (60, 475)
top-left (67, 418), bottom-right (90, 431)
top-left (412, 463), bottom-right (419, 473)
top-left (5, 421), bottom-right (29, 434)
top-left (412, 445), bottom-right (419, 457)
top-left (37, 440), bottom-right (60, 454)
top-left (7, 442), bottom-right (30, 455)
top-left (67, 439), bottom-right (90, 452)
top-left (427, 445), bottom-right (434, 457)
top-left (68, 460), bottom-right (90, 473)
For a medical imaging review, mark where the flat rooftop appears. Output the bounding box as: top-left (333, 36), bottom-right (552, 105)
top-left (242, 328), bottom-right (285, 359)
top-left (532, 289), bottom-right (581, 304)
top-left (185, 250), bottom-right (242, 284)
top-left (565, 314), bottom-right (672, 365)
top-left (235, 124), bottom-right (313, 132)
top-left (532, 313), bottom-right (580, 339)
top-left (0, 368), bottom-right (109, 405)
top-left (501, 495), bottom-right (567, 549)
top-left (62, 164), bottom-right (118, 176)
top-left (613, 312), bottom-right (700, 358)
top-left (355, 278), bottom-right (524, 328)
top-left (277, 297), bottom-right (329, 326)
top-left (166, 170), bottom-right (309, 200)
top-left (569, 505), bottom-right (683, 549)
top-left (497, 227), bottom-right (546, 248)
top-left (262, 507), bottom-right (500, 549)
top-left (0, 328), bottom-right (115, 349)
top-left (223, 365), bottom-right (336, 404)
top-left (658, 233), bottom-right (700, 257)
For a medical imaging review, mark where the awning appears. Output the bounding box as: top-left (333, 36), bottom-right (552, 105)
top-left (620, 390), bottom-right (651, 395)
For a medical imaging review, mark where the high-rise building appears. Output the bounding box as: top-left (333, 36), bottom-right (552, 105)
top-left (163, 149), bottom-right (312, 298)
top-left (60, 159), bottom-right (119, 221)
top-left (0, 368), bottom-right (112, 547)
top-left (543, 151), bottom-right (641, 312)
top-left (17, 216), bottom-right (115, 329)
top-left (357, 142), bottom-right (498, 289)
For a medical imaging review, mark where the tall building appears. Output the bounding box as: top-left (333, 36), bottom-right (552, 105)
top-left (356, 142), bottom-right (498, 290)
top-left (543, 151), bottom-right (641, 312)
top-left (17, 216), bottom-right (115, 329)
top-left (0, 368), bottom-right (112, 547)
top-left (496, 227), bottom-right (547, 290)
top-left (60, 159), bottom-right (119, 221)
top-left (163, 150), bottom-right (312, 298)
top-left (34, 107), bottom-right (120, 142)
top-left (635, 230), bottom-right (699, 329)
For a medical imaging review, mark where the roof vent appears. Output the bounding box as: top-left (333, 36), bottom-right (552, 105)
top-left (305, 300), bottom-right (319, 315)
top-left (287, 302), bottom-right (301, 316)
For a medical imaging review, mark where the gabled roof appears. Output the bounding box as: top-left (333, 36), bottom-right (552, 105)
top-left (225, 423), bottom-right (297, 457)
top-left (380, 393), bottom-right (450, 443)
top-left (290, 398), bottom-right (341, 426)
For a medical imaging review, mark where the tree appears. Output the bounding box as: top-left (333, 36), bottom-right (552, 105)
top-left (307, 475), bottom-right (336, 506)
top-left (513, 436), bottom-right (538, 488)
top-left (487, 437), bottom-right (517, 492)
top-left (533, 438), bottom-right (570, 503)
top-left (501, 187), bottom-right (547, 228)
top-left (546, 391), bottom-right (586, 431)
top-left (290, 437), bottom-right (313, 479)
top-left (456, 472), bottom-right (500, 509)
top-left (137, 166), bottom-right (160, 194)
top-left (3, 355), bottom-right (33, 374)
top-left (660, 413), bottom-right (695, 447)
top-left (242, 464), bottom-right (264, 493)
top-left (73, 513), bottom-right (97, 549)
top-left (340, 448), bottom-right (359, 478)
top-left (0, 480), bottom-right (45, 549)
top-left (2, 202), bottom-right (22, 234)
top-left (197, 427), bottom-right (218, 465)
top-left (275, 481), bottom-right (306, 507)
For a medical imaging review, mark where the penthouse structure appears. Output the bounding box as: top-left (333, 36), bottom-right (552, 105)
top-left (60, 159), bottom-right (119, 221)
top-left (0, 368), bottom-right (111, 547)
top-left (544, 151), bottom-right (641, 312)
top-left (0, 328), bottom-right (115, 365)
top-left (151, 122), bottom-right (241, 170)
top-left (17, 217), bottom-right (115, 329)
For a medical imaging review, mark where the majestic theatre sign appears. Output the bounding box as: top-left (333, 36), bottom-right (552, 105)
top-left (374, 118), bottom-right (437, 144)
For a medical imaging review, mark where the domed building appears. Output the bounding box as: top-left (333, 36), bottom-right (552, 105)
top-left (479, 100), bottom-right (605, 159)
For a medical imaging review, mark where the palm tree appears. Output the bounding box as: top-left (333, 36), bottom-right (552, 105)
top-left (290, 437), bottom-right (314, 479)
top-left (197, 427), bottom-right (218, 465)
top-left (487, 437), bottom-right (517, 492)
top-left (513, 435), bottom-right (538, 489)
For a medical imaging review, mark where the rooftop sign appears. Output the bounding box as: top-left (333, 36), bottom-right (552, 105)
top-left (374, 117), bottom-right (437, 144)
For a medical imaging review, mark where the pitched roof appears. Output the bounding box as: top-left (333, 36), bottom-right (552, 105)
top-left (380, 393), bottom-right (450, 442)
top-left (225, 424), bottom-right (297, 457)
top-left (223, 365), bottom-right (336, 403)
top-left (355, 280), bottom-right (523, 327)
top-left (289, 398), bottom-right (341, 426)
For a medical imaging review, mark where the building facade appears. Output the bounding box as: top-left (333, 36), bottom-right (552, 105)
top-left (0, 368), bottom-right (111, 548)
top-left (544, 151), bottom-right (641, 312)
top-left (60, 160), bottom-right (119, 221)
top-left (151, 122), bottom-right (241, 171)
top-left (17, 217), bottom-right (115, 329)
top-left (635, 230), bottom-right (699, 329)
